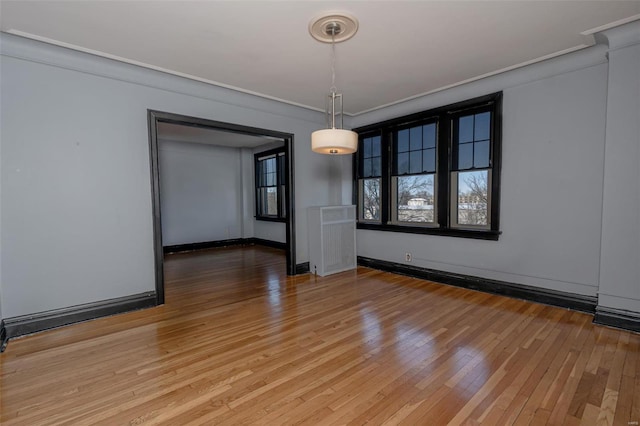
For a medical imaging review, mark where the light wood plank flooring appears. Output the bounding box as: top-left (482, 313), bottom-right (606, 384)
top-left (1, 245), bottom-right (639, 425)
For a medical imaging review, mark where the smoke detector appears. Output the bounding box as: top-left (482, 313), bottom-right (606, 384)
top-left (309, 12), bottom-right (359, 43)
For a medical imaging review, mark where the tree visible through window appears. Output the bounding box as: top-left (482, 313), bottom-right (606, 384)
top-left (393, 123), bottom-right (437, 224)
top-left (354, 92), bottom-right (501, 239)
top-left (452, 110), bottom-right (492, 227)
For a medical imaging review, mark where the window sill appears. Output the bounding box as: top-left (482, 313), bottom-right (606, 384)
top-left (356, 222), bottom-right (500, 240)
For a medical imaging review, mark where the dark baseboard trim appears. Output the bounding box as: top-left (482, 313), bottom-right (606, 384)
top-left (594, 306), bottom-right (640, 333)
top-left (251, 238), bottom-right (287, 251)
top-left (358, 256), bottom-right (597, 314)
top-left (164, 238), bottom-right (287, 254)
top-left (1, 292), bottom-right (157, 349)
top-left (164, 238), bottom-right (248, 254)
top-left (296, 262), bottom-right (310, 274)
top-left (1, 320), bottom-right (7, 353)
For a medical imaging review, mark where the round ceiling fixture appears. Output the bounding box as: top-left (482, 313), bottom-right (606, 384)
top-left (309, 12), bottom-right (359, 43)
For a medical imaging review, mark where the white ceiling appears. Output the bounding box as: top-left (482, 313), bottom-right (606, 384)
top-left (1, 1), bottom-right (639, 115)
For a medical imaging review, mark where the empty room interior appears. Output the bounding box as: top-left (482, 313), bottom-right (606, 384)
top-left (1, 1), bottom-right (639, 425)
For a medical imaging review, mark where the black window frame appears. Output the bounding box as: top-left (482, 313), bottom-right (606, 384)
top-left (353, 92), bottom-right (502, 240)
top-left (255, 147), bottom-right (287, 222)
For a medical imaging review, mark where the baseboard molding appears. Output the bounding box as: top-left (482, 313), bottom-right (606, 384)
top-left (1, 320), bottom-right (7, 353)
top-left (358, 256), bottom-right (597, 314)
top-left (594, 306), bottom-right (640, 333)
top-left (251, 238), bottom-right (287, 251)
top-left (164, 238), bottom-right (248, 254)
top-left (1, 292), bottom-right (157, 349)
top-left (296, 262), bottom-right (310, 274)
top-left (164, 238), bottom-right (286, 254)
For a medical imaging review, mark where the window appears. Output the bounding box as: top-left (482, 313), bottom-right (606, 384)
top-left (354, 93), bottom-right (501, 240)
top-left (392, 122), bottom-right (437, 225)
top-left (255, 148), bottom-right (286, 221)
top-left (358, 135), bottom-right (382, 221)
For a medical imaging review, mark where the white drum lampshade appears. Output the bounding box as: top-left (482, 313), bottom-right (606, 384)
top-left (311, 128), bottom-right (358, 154)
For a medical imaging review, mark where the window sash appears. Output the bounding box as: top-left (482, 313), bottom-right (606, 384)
top-left (391, 174), bottom-right (437, 225)
top-left (449, 170), bottom-right (491, 229)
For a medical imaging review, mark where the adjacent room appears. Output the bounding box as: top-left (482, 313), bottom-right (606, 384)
top-left (1, 1), bottom-right (639, 424)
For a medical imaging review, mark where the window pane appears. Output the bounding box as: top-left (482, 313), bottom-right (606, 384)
top-left (363, 138), bottom-right (372, 157)
top-left (372, 157), bottom-right (381, 177)
top-left (372, 136), bottom-right (381, 156)
top-left (260, 188), bottom-right (271, 216)
top-left (267, 171), bottom-right (277, 186)
top-left (397, 129), bottom-right (409, 153)
top-left (423, 148), bottom-right (436, 172)
top-left (363, 158), bottom-right (372, 178)
top-left (397, 152), bottom-right (409, 175)
top-left (409, 150), bottom-right (422, 174)
top-left (267, 187), bottom-right (278, 216)
top-left (396, 175), bottom-right (435, 223)
top-left (362, 178), bottom-right (381, 221)
top-left (458, 143), bottom-right (473, 170)
top-left (410, 126), bottom-right (422, 150)
top-left (474, 140), bottom-right (490, 168)
top-left (459, 115), bottom-right (474, 143)
top-left (266, 157), bottom-right (275, 173)
top-left (457, 170), bottom-right (488, 226)
top-left (423, 124), bottom-right (436, 149)
top-left (474, 112), bottom-right (491, 141)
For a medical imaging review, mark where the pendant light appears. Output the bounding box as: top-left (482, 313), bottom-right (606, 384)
top-left (309, 13), bottom-right (359, 155)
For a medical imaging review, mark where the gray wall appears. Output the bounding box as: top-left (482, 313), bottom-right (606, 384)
top-left (158, 139), bottom-right (244, 246)
top-left (158, 138), bottom-right (287, 246)
top-left (352, 45), bottom-right (609, 298)
top-left (2, 22), bottom-right (637, 322)
top-left (597, 22), bottom-right (640, 314)
top-left (0, 33), bottom-right (342, 318)
top-left (351, 22), bottom-right (640, 318)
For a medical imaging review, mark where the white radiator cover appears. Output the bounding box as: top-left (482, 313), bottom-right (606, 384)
top-left (307, 205), bottom-right (357, 276)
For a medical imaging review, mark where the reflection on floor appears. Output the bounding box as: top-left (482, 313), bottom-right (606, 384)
top-left (1, 245), bottom-right (639, 424)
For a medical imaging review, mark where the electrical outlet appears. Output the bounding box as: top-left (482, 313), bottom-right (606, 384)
top-left (405, 252), bottom-right (412, 262)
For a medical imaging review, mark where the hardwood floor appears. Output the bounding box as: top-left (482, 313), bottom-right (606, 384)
top-left (1, 245), bottom-right (639, 425)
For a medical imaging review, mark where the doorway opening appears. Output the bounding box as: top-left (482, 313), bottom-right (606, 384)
top-left (148, 110), bottom-right (296, 305)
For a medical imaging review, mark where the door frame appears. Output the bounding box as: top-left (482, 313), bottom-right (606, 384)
top-left (147, 110), bottom-right (296, 305)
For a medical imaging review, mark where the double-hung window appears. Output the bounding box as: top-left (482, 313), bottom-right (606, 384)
top-left (358, 135), bottom-right (382, 222)
top-left (392, 121), bottom-right (437, 225)
top-left (354, 92), bottom-right (502, 240)
top-left (255, 148), bottom-right (286, 221)
top-left (451, 109), bottom-right (492, 228)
